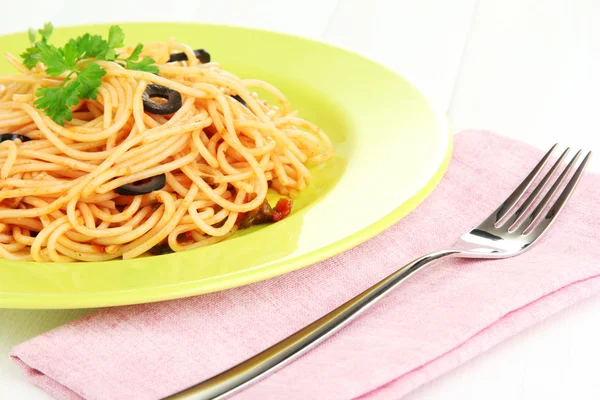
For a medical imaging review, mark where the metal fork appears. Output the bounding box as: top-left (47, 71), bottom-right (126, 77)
top-left (165, 145), bottom-right (592, 400)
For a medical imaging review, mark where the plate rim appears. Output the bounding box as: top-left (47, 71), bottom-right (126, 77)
top-left (0, 22), bottom-right (453, 309)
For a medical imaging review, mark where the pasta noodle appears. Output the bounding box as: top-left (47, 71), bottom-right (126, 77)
top-left (0, 38), bottom-right (332, 262)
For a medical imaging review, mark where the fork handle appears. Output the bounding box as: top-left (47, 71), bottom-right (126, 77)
top-left (164, 249), bottom-right (459, 400)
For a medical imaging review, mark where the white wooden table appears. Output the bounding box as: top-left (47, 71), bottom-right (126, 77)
top-left (2, 0), bottom-right (599, 398)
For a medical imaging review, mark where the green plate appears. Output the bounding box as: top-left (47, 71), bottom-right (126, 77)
top-left (0, 23), bottom-right (452, 309)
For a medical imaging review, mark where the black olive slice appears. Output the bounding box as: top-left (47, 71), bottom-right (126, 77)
top-left (168, 49), bottom-right (211, 64)
top-left (0, 134), bottom-right (31, 143)
top-left (115, 174), bottom-right (166, 196)
top-left (142, 84), bottom-right (182, 115)
top-left (149, 243), bottom-right (175, 255)
top-left (167, 52), bottom-right (187, 63)
top-left (239, 199), bottom-right (274, 229)
top-left (231, 94), bottom-right (247, 108)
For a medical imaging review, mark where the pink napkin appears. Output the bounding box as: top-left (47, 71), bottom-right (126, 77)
top-left (10, 130), bottom-right (600, 400)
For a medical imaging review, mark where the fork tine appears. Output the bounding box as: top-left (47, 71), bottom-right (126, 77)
top-left (521, 150), bottom-right (591, 236)
top-left (493, 143), bottom-right (557, 224)
top-left (519, 149), bottom-right (581, 232)
top-left (505, 147), bottom-right (571, 231)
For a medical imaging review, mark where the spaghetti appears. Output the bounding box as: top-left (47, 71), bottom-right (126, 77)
top-left (0, 37), bottom-right (332, 262)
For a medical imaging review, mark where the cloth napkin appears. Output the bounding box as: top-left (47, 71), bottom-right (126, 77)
top-left (10, 130), bottom-right (600, 400)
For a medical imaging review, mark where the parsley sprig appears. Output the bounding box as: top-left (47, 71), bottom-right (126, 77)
top-left (21, 23), bottom-right (159, 125)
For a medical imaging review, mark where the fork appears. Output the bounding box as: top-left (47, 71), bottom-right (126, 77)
top-left (165, 144), bottom-right (592, 400)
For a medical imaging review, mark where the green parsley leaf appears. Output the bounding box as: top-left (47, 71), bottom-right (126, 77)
top-left (28, 28), bottom-right (37, 45)
top-left (107, 26), bottom-right (125, 49)
top-left (38, 22), bottom-right (53, 43)
top-left (34, 82), bottom-right (81, 125)
top-left (22, 23), bottom-right (159, 125)
top-left (75, 63), bottom-right (106, 100)
top-left (97, 27), bottom-right (125, 61)
top-left (61, 41), bottom-right (80, 69)
top-left (116, 43), bottom-right (159, 73)
top-left (126, 56), bottom-right (159, 74)
top-left (127, 43), bottom-right (144, 61)
top-left (69, 33), bottom-right (109, 60)
top-left (35, 42), bottom-right (71, 76)
top-left (21, 46), bottom-right (41, 69)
